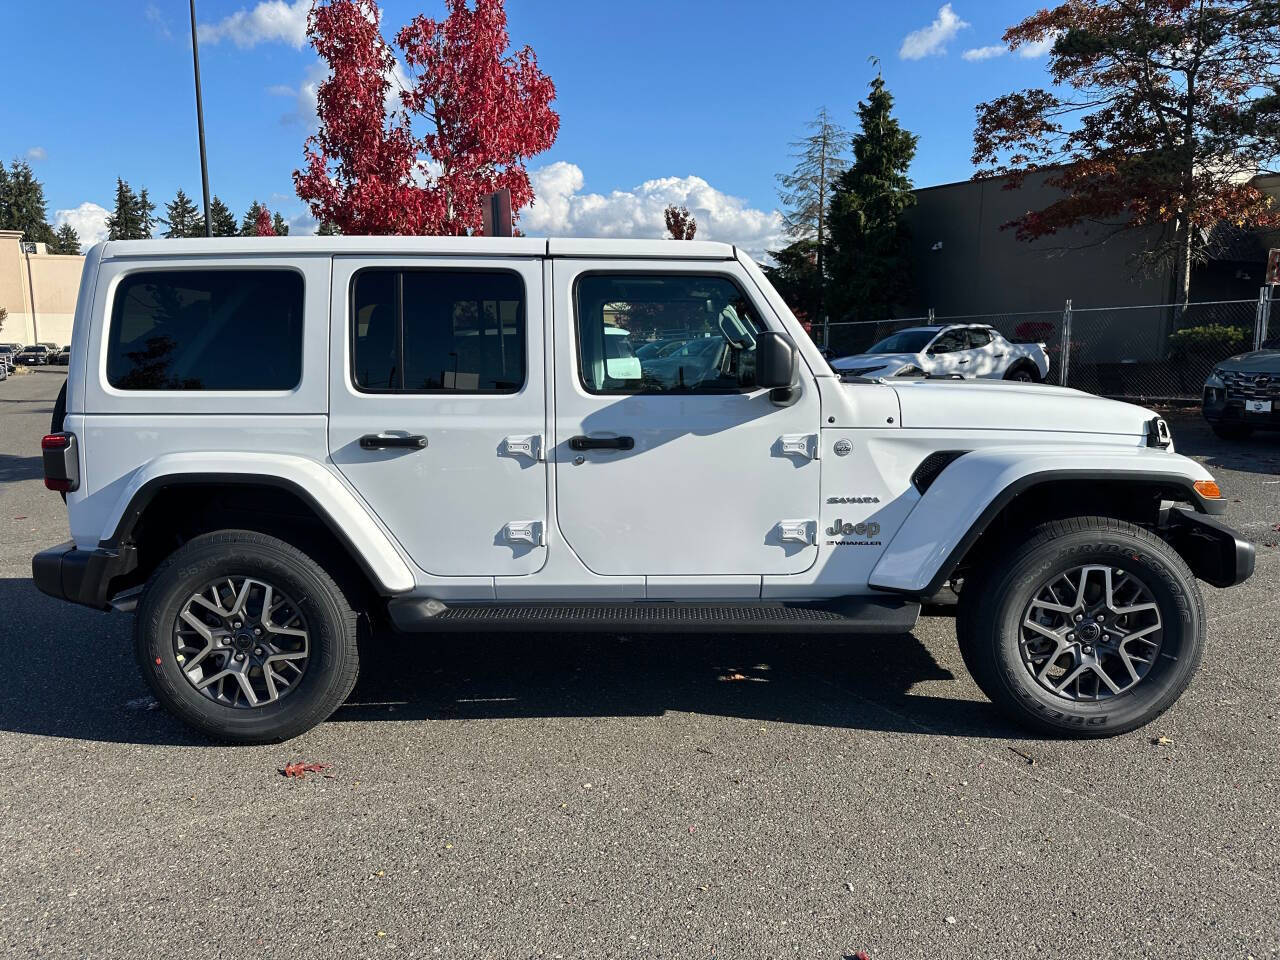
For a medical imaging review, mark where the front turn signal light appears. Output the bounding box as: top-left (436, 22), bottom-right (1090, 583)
top-left (1193, 480), bottom-right (1222, 500)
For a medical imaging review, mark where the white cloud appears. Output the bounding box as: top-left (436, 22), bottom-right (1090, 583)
top-left (962, 44), bottom-right (1006, 62)
top-left (54, 202), bottom-right (110, 248)
top-left (26, 146), bottom-right (46, 162)
top-left (899, 4), bottom-right (969, 60)
top-left (199, 0), bottom-right (309, 49)
top-left (521, 162), bottom-right (786, 261)
top-left (1017, 33), bottom-right (1058, 58)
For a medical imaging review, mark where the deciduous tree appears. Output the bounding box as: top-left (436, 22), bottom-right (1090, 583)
top-left (827, 72), bottom-right (918, 323)
top-left (253, 206), bottom-right (276, 237)
top-left (295, 0), bottom-right (558, 235)
top-left (973, 0), bottom-right (1280, 306)
top-left (664, 204), bottom-right (697, 240)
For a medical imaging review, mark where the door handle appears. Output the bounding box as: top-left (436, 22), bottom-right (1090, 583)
top-left (359, 433), bottom-right (427, 450)
top-left (569, 435), bottom-right (635, 451)
top-left (957, 358), bottom-right (970, 364)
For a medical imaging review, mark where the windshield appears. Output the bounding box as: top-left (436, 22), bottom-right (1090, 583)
top-left (865, 330), bottom-right (936, 355)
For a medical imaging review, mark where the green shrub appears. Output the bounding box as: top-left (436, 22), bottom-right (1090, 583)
top-left (1167, 324), bottom-right (1251, 360)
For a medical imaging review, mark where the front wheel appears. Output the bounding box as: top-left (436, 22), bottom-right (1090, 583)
top-left (1003, 362), bottom-right (1041, 383)
top-left (135, 530), bottom-right (360, 743)
top-left (957, 517), bottom-right (1204, 738)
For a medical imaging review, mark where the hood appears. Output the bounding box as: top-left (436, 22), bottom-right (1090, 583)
top-left (887, 379), bottom-right (1155, 437)
top-left (1216, 349), bottom-right (1280, 374)
top-left (832, 352), bottom-right (916, 373)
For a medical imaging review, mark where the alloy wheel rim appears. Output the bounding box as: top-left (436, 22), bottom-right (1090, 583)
top-left (173, 577), bottom-right (310, 708)
top-left (1019, 564), bottom-right (1163, 701)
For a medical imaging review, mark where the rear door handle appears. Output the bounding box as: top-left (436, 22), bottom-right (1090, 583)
top-left (569, 435), bottom-right (635, 451)
top-left (359, 433), bottom-right (427, 450)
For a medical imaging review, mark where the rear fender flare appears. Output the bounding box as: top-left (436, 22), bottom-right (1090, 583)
top-left (99, 452), bottom-right (416, 595)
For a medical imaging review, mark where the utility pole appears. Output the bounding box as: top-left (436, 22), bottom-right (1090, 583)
top-left (189, 0), bottom-right (212, 237)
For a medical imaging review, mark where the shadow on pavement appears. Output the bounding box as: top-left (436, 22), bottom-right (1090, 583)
top-left (1163, 412), bottom-right (1280, 474)
top-left (0, 575), bottom-right (1023, 746)
top-left (0, 454), bottom-right (44, 483)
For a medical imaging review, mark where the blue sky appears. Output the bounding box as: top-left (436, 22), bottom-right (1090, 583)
top-left (4, 1), bottom-right (1058, 256)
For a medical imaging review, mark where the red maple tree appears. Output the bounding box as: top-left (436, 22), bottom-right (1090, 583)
top-left (253, 206), bottom-right (276, 237)
top-left (294, 0), bottom-right (558, 236)
top-left (972, 0), bottom-right (1280, 305)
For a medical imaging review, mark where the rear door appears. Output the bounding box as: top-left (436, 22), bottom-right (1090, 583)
top-left (964, 327), bottom-right (1001, 377)
top-left (550, 259), bottom-right (821, 579)
top-left (327, 256), bottom-right (548, 577)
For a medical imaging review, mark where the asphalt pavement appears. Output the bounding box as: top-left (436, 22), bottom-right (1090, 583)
top-left (1, 366), bottom-right (1277, 959)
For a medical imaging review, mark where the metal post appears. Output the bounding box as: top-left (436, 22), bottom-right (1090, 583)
top-left (190, 0), bottom-right (213, 237)
top-left (1256, 286), bottom-right (1271, 352)
top-left (927, 307), bottom-right (935, 323)
top-left (822, 316), bottom-right (830, 352)
top-left (1058, 299), bottom-right (1072, 387)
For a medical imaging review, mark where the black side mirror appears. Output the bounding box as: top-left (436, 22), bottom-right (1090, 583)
top-left (756, 331), bottom-right (796, 389)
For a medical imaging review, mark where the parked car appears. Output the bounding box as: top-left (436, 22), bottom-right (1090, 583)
top-left (37, 341), bottom-right (59, 352)
top-left (34, 236), bottom-right (1252, 744)
top-left (16, 345), bottom-right (49, 365)
top-left (1202, 338), bottom-right (1280, 439)
top-left (832, 324), bottom-right (1050, 382)
top-left (50, 346), bottom-right (71, 366)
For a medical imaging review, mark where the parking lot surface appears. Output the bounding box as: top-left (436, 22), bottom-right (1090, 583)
top-left (1, 367), bottom-right (1277, 959)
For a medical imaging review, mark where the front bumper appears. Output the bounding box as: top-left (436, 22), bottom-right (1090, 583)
top-left (32, 541), bottom-right (138, 610)
top-left (1163, 507), bottom-right (1255, 588)
top-left (1203, 387), bottom-right (1280, 429)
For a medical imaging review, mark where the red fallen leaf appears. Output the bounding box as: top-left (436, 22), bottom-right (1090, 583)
top-left (281, 762), bottom-right (331, 779)
top-left (852, 953), bottom-right (872, 960)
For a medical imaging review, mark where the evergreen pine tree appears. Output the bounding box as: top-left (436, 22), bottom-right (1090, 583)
top-left (3, 159), bottom-right (56, 244)
top-left (137, 188), bottom-right (156, 239)
top-left (51, 223), bottom-right (81, 255)
top-left (762, 239), bottom-right (822, 326)
top-left (240, 200), bottom-right (266, 236)
top-left (825, 71), bottom-right (918, 325)
top-left (106, 179), bottom-right (143, 240)
top-left (0, 163), bottom-right (11, 230)
top-left (208, 196), bottom-right (238, 237)
top-left (162, 188), bottom-right (201, 238)
top-left (316, 219), bottom-right (341, 236)
top-left (775, 110), bottom-right (848, 325)
top-left (272, 212), bottom-right (289, 236)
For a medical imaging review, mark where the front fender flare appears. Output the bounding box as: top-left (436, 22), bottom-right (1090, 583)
top-left (99, 452), bottom-right (416, 595)
top-left (867, 446), bottom-right (1217, 596)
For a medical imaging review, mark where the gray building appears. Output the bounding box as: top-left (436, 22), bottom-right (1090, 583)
top-left (903, 169), bottom-right (1274, 316)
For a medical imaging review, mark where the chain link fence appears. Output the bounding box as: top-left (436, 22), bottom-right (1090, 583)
top-left (818, 287), bottom-right (1276, 401)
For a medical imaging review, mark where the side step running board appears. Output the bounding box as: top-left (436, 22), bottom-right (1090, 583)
top-left (385, 597), bottom-right (920, 634)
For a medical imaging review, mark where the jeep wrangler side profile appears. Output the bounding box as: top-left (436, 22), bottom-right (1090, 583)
top-left (34, 237), bottom-right (1254, 743)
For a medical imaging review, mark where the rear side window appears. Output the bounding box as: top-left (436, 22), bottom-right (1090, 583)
top-left (107, 270), bottom-right (303, 390)
top-left (351, 269), bottom-right (525, 393)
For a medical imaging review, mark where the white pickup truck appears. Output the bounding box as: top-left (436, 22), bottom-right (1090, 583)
top-left (832, 323), bottom-right (1051, 381)
top-left (34, 237), bottom-right (1252, 743)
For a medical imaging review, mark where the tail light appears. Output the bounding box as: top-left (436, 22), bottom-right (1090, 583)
top-left (42, 433), bottom-right (79, 493)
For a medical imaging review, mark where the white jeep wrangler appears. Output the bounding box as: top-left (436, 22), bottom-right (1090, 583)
top-left (34, 237), bottom-right (1254, 743)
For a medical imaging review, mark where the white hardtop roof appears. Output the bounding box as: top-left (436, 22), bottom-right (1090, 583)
top-left (98, 235), bottom-right (740, 261)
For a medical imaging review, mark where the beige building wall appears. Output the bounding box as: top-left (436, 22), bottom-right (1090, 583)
top-left (0, 229), bottom-right (85, 347)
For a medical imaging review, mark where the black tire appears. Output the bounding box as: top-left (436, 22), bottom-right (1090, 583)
top-left (135, 530), bottom-right (359, 744)
top-left (956, 516), bottom-right (1204, 738)
top-left (1003, 361), bottom-right (1041, 383)
top-left (1210, 421), bottom-right (1252, 441)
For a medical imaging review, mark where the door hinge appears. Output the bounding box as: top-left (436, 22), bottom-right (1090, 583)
top-left (777, 520), bottom-right (816, 545)
top-left (503, 434), bottom-right (543, 461)
top-left (780, 433), bottom-right (818, 460)
top-left (503, 520), bottom-right (544, 546)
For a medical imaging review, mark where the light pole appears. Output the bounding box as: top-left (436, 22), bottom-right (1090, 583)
top-left (189, 0), bottom-right (212, 237)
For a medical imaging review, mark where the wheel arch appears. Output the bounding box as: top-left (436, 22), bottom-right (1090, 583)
top-left (868, 449), bottom-right (1224, 597)
top-left (99, 458), bottom-right (416, 601)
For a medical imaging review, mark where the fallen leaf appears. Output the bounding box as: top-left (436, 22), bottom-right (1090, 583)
top-left (281, 762), bottom-right (331, 779)
top-left (1151, 736), bottom-right (1173, 746)
top-left (945, 916), bottom-right (957, 925)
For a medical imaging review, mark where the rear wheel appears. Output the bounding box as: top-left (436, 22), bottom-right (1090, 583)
top-left (135, 530), bottom-right (359, 743)
top-left (1004, 362), bottom-right (1040, 383)
top-left (957, 517), bottom-right (1204, 737)
top-left (1210, 421), bottom-right (1252, 440)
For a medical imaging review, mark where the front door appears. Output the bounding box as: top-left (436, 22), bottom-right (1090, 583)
top-left (550, 260), bottom-right (821, 577)
top-left (327, 256), bottom-right (548, 577)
